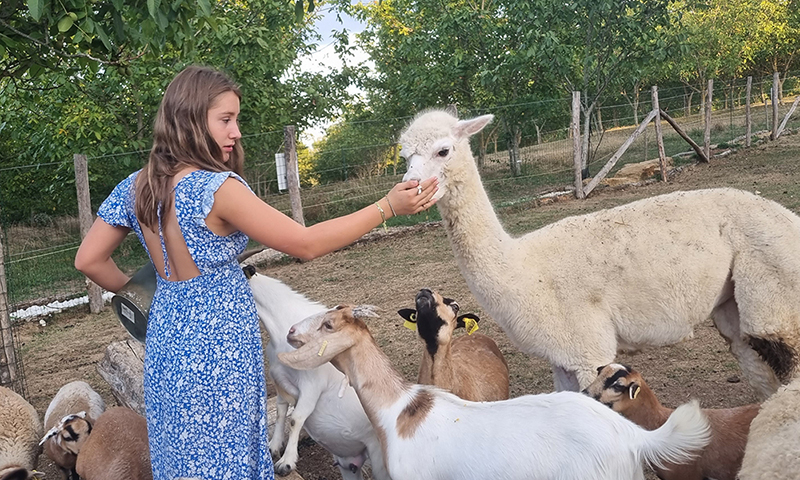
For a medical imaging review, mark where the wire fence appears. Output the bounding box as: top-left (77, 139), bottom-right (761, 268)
top-left (2, 72), bottom-right (800, 394)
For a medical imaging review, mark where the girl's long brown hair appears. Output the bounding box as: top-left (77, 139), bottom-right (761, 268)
top-left (135, 66), bottom-right (245, 232)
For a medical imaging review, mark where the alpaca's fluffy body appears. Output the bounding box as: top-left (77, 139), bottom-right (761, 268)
top-left (400, 110), bottom-right (800, 397)
top-left (0, 386), bottom-right (42, 480)
top-left (738, 377), bottom-right (800, 479)
top-left (246, 269), bottom-right (388, 480)
top-left (280, 306), bottom-right (711, 480)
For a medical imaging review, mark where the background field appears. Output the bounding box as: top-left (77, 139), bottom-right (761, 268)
top-left (16, 131), bottom-right (800, 479)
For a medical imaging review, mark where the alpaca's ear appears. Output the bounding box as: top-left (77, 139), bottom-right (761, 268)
top-left (278, 333), bottom-right (354, 370)
top-left (454, 114), bottom-right (494, 139)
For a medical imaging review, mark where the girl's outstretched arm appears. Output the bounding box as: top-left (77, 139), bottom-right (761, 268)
top-left (210, 177), bottom-right (438, 261)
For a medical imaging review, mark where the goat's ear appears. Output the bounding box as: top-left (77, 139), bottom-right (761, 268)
top-left (628, 383), bottom-right (641, 400)
top-left (352, 305), bottom-right (380, 320)
top-left (278, 334), bottom-right (354, 370)
top-left (456, 314), bottom-right (480, 335)
top-left (454, 114), bottom-right (494, 140)
top-left (397, 308), bottom-right (416, 322)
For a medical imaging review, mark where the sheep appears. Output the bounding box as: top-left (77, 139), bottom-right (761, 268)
top-left (738, 376), bottom-right (800, 479)
top-left (74, 407), bottom-right (151, 480)
top-left (397, 288), bottom-right (509, 401)
top-left (0, 386), bottom-right (43, 480)
top-left (243, 266), bottom-right (389, 480)
top-left (399, 109), bottom-right (800, 398)
top-left (39, 381), bottom-right (106, 480)
top-left (278, 304), bottom-right (712, 480)
top-left (583, 363), bottom-right (759, 480)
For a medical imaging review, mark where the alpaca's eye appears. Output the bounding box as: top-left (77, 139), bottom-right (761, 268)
top-left (437, 148), bottom-right (449, 157)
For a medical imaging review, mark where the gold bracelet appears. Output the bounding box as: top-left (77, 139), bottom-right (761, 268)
top-left (384, 196), bottom-right (397, 218)
top-left (375, 201), bottom-right (388, 232)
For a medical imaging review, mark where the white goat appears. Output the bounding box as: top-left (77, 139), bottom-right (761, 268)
top-left (583, 364), bottom-right (759, 480)
top-left (0, 386), bottom-right (42, 480)
top-left (397, 288), bottom-right (509, 401)
top-left (400, 109), bottom-right (800, 398)
top-left (738, 376), bottom-right (800, 479)
top-left (74, 407), bottom-right (151, 480)
top-left (244, 266), bottom-right (389, 480)
top-left (40, 381), bottom-right (106, 480)
top-left (279, 305), bottom-right (712, 480)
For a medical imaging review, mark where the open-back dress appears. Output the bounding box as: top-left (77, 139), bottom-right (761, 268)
top-left (98, 169), bottom-right (274, 480)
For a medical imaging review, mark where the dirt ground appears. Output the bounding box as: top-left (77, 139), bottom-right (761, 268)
top-left (16, 132), bottom-right (800, 479)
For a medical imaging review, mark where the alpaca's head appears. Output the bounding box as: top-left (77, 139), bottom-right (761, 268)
top-left (400, 110), bottom-right (494, 201)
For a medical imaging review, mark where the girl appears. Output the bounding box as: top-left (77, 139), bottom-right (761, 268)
top-left (75, 65), bottom-right (437, 480)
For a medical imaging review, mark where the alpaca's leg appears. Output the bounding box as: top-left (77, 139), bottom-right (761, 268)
top-left (552, 365), bottom-right (580, 391)
top-left (713, 297), bottom-right (780, 400)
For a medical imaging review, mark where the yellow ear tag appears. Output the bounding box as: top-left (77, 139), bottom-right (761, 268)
top-left (463, 316), bottom-right (479, 335)
top-left (630, 385), bottom-right (640, 400)
top-left (317, 340), bottom-right (328, 357)
top-left (403, 312), bottom-right (417, 331)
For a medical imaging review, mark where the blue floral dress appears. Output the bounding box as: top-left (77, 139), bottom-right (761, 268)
top-left (98, 169), bottom-right (274, 480)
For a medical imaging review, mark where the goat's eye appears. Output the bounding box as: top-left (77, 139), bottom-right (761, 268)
top-left (323, 321), bottom-right (333, 330)
top-left (612, 383), bottom-right (628, 392)
top-left (437, 148), bottom-right (449, 157)
top-left (450, 302), bottom-right (460, 314)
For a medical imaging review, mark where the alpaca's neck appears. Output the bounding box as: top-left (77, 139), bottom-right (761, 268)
top-left (332, 334), bottom-right (411, 423)
top-left (439, 152), bottom-right (513, 275)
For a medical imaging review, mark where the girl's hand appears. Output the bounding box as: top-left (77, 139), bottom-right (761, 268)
top-left (386, 177), bottom-right (438, 216)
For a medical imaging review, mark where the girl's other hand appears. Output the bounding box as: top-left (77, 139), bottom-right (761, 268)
top-left (386, 177), bottom-right (438, 216)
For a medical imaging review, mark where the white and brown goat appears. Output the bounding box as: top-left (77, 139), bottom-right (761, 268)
top-left (398, 288), bottom-right (508, 401)
top-left (279, 305), bottom-right (712, 480)
top-left (583, 363), bottom-right (759, 480)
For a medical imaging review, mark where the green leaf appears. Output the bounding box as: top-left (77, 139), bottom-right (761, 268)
top-left (27, 0), bottom-right (44, 21)
top-left (68, 12), bottom-right (78, 21)
top-left (295, 0), bottom-right (304, 22)
top-left (197, 0), bottom-right (212, 16)
top-left (95, 24), bottom-right (112, 50)
top-left (147, 0), bottom-right (160, 19)
top-left (57, 16), bottom-right (75, 33)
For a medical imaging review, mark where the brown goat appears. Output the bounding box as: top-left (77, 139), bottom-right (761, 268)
top-left (583, 364), bottom-right (759, 480)
top-left (75, 407), bottom-right (152, 480)
top-left (398, 288), bottom-right (509, 401)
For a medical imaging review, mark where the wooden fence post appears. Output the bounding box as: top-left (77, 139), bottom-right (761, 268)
top-left (0, 225), bottom-right (18, 389)
top-left (745, 76), bottom-right (752, 147)
top-left (771, 72), bottom-right (780, 140)
top-left (651, 86), bottom-right (667, 182)
top-left (74, 154), bottom-right (104, 313)
top-left (572, 91), bottom-right (585, 199)
top-left (704, 79), bottom-right (713, 160)
top-left (775, 95), bottom-right (800, 140)
top-left (284, 126), bottom-right (305, 227)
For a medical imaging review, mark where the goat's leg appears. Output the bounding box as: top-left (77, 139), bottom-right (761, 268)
top-left (365, 440), bottom-right (392, 480)
top-left (712, 297), bottom-right (780, 400)
top-left (269, 393), bottom-right (290, 458)
top-left (273, 391), bottom-right (320, 476)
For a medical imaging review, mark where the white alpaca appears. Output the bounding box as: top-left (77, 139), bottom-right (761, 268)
top-left (400, 110), bottom-right (800, 398)
top-left (244, 267), bottom-right (388, 480)
top-left (279, 305), bottom-right (711, 480)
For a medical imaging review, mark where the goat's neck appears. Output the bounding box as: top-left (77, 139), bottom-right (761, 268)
top-left (332, 334), bottom-right (411, 421)
top-left (439, 152), bottom-right (513, 272)
top-left (623, 383), bottom-right (673, 430)
top-left (427, 342), bottom-right (457, 390)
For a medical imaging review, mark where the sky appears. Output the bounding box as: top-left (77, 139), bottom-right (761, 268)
top-left (298, 3), bottom-right (370, 144)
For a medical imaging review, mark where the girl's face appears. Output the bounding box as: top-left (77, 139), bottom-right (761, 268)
top-left (207, 91), bottom-right (241, 162)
